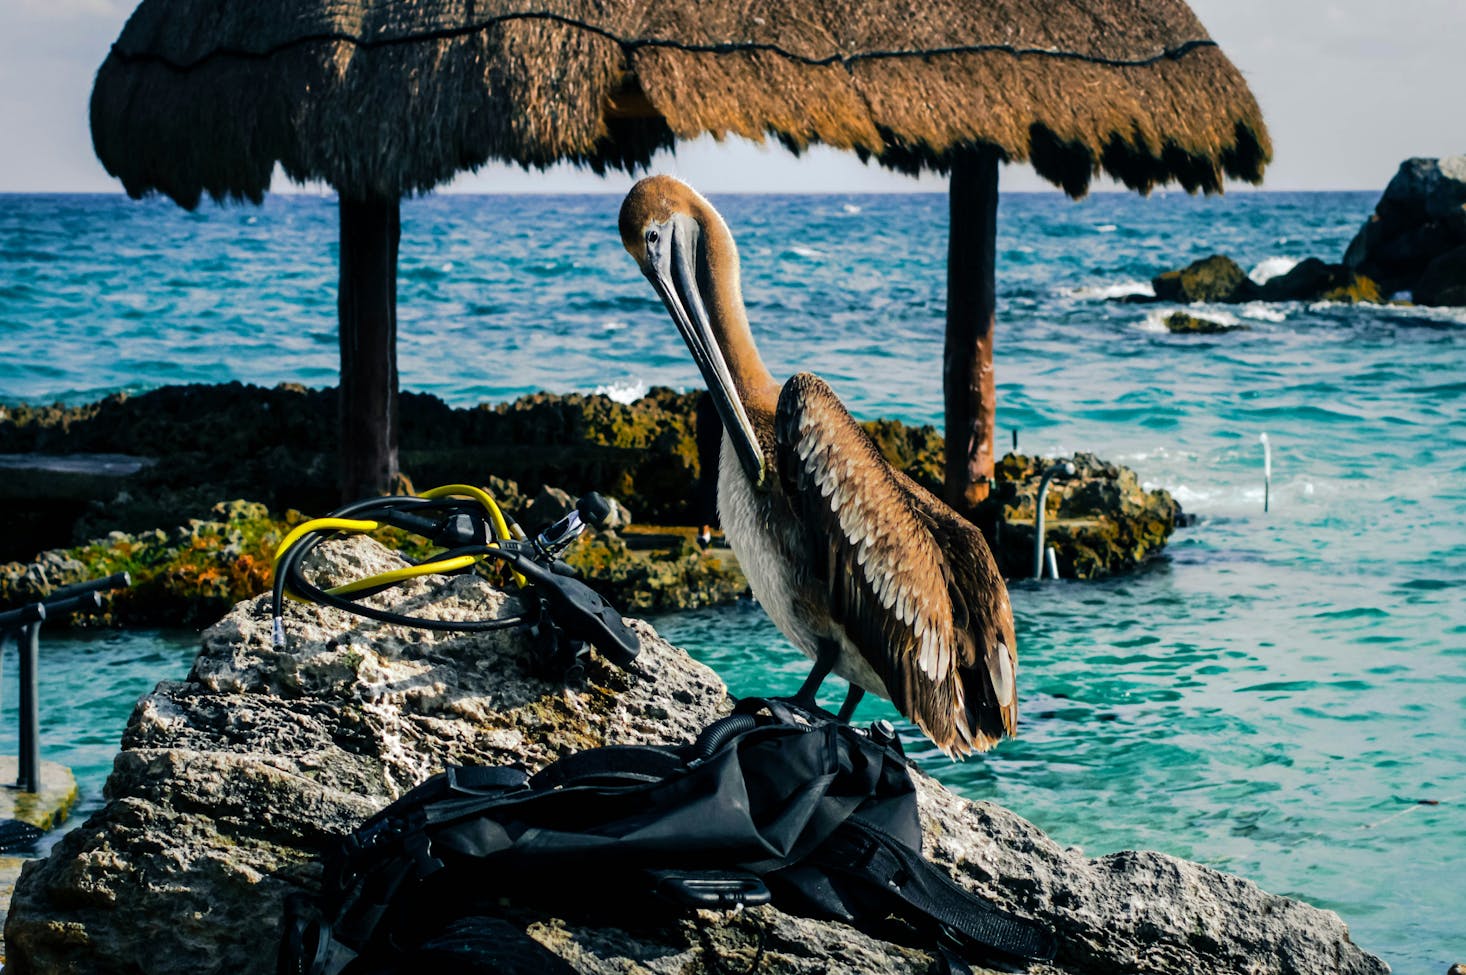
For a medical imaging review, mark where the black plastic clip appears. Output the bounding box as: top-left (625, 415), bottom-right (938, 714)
top-left (645, 869), bottom-right (772, 910)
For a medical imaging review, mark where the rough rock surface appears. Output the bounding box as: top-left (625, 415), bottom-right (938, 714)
top-left (4, 538), bottom-right (1384, 975)
top-left (978, 452), bottom-right (1180, 579)
top-left (1344, 155), bottom-right (1466, 299)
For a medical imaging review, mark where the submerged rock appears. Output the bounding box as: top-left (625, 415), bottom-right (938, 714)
top-left (3, 538), bottom-right (1383, 975)
top-left (1163, 311), bottom-right (1248, 334)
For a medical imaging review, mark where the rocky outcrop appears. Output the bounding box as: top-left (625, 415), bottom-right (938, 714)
top-left (1255, 257), bottom-right (1382, 303)
top-left (978, 453), bottom-right (1179, 579)
top-left (1148, 255), bottom-right (1380, 305)
top-left (1152, 254), bottom-right (1256, 303)
top-left (0, 500), bottom-right (282, 628)
top-left (1344, 156), bottom-right (1466, 301)
top-left (1414, 243), bottom-right (1466, 307)
top-left (3, 538), bottom-right (1385, 975)
top-left (0, 383), bottom-right (710, 558)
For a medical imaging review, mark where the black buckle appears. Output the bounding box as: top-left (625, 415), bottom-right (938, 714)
top-left (645, 869), bottom-right (772, 909)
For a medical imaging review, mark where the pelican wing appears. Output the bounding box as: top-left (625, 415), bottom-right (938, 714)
top-left (774, 373), bottom-right (1017, 755)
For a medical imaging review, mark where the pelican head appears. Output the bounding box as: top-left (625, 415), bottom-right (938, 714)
top-left (620, 176), bottom-right (770, 487)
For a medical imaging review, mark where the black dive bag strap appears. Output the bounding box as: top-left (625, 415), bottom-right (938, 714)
top-left (803, 817), bottom-right (1057, 965)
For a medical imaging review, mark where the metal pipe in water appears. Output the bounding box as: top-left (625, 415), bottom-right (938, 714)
top-left (1033, 461), bottom-right (1077, 581)
top-left (1260, 433), bottom-right (1272, 513)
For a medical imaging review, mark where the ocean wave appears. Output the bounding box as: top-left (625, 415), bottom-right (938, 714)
top-left (593, 380), bottom-right (648, 404)
top-left (1239, 302), bottom-right (1288, 323)
top-left (1138, 307), bottom-right (1239, 333)
top-left (841, 203), bottom-right (862, 215)
top-left (1069, 280), bottom-right (1154, 300)
top-left (1095, 224), bottom-right (1118, 234)
top-left (1249, 256), bottom-right (1298, 285)
top-left (602, 320), bottom-right (628, 332)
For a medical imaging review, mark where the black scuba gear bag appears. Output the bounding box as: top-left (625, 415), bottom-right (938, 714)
top-left (279, 697), bottom-right (1055, 975)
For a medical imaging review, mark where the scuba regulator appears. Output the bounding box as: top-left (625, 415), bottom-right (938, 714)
top-left (271, 485), bottom-right (640, 679)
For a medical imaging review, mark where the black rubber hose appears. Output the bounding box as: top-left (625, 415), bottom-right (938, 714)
top-left (688, 713), bottom-right (759, 762)
top-left (284, 534), bottom-right (526, 632)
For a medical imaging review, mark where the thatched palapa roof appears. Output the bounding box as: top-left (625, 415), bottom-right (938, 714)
top-left (93, 0), bottom-right (1269, 207)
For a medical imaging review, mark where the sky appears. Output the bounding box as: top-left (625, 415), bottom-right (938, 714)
top-left (0, 0), bottom-right (1460, 196)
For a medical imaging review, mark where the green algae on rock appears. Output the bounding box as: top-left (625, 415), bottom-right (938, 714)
top-left (0, 500), bottom-right (288, 628)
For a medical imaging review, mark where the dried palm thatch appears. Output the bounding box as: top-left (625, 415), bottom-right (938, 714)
top-left (92, 0), bottom-right (1269, 207)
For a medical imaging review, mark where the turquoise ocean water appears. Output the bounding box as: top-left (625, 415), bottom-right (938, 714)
top-left (2, 190), bottom-right (1463, 971)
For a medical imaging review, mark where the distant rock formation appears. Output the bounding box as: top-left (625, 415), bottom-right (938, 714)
top-left (1142, 155), bottom-right (1466, 309)
top-left (1344, 156), bottom-right (1466, 302)
top-left (2, 537), bottom-right (1388, 975)
top-left (1150, 254), bottom-right (1379, 305)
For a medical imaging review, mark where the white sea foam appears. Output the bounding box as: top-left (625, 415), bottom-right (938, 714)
top-left (1239, 302), bottom-right (1288, 323)
top-left (841, 203), bottom-right (862, 215)
top-left (602, 320), bottom-right (628, 332)
top-left (1095, 224), bottom-right (1118, 234)
top-left (1138, 307), bottom-right (1239, 333)
top-left (593, 380), bottom-right (648, 404)
top-left (1070, 280), bottom-right (1154, 300)
top-left (1248, 256), bottom-right (1298, 285)
top-left (789, 245), bottom-right (825, 259)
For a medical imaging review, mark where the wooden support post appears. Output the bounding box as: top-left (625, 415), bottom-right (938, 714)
top-left (943, 147), bottom-right (1000, 517)
top-left (338, 195), bottom-right (401, 500)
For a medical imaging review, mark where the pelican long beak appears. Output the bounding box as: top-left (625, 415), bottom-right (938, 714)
top-left (644, 214), bottom-right (766, 487)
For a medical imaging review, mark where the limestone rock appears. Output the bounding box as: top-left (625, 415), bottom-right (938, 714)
top-left (1152, 254), bottom-right (1257, 303)
top-left (1344, 156), bottom-right (1466, 295)
top-left (4, 538), bottom-right (1384, 975)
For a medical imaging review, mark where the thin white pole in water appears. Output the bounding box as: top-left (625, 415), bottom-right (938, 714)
top-left (1259, 433), bottom-right (1272, 513)
top-left (1045, 546), bottom-right (1060, 580)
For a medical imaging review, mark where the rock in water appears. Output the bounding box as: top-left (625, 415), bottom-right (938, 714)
top-left (1255, 257), bottom-right (1382, 303)
top-left (1152, 254), bottom-right (1257, 303)
top-left (4, 538), bottom-right (1387, 975)
top-left (1163, 311), bottom-right (1248, 334)
top-left (1344, 156), bottom-right (1466, 297)
top-left (1414, 243), bottom-right (1466, 307)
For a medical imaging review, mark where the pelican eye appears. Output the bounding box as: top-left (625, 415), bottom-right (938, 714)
top-left (645, 228), bottom-right (659, 246)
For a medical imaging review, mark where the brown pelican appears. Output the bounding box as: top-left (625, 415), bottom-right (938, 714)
top-left (619, 176), bottom-right (1017, 757)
